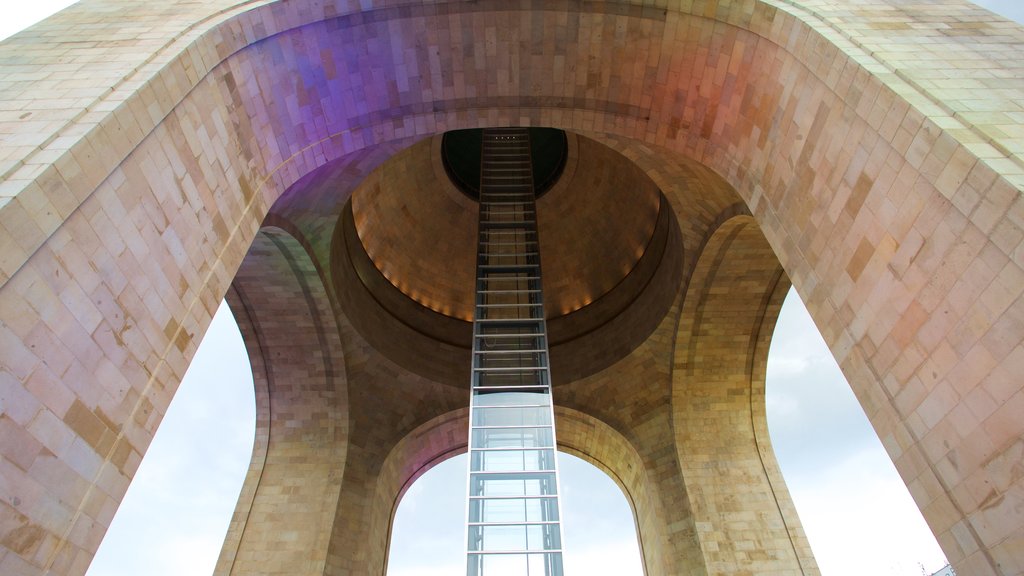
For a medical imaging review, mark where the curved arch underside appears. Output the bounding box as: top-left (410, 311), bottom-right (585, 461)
top-left (218, 228), bottom-right (348, 574)
top-left (0, 2), bottom-right (1022, 576)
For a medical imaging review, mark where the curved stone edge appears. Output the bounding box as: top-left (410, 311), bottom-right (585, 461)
top-left (672, 213), bottom-right (819, 574)
top-left (3, 0), bottom-right (1022, 289)
top-left (212, 228), bottom-right (349, 575)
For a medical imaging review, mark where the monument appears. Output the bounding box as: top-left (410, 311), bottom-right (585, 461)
top-left (0, 1), bottom-right (1022, 575)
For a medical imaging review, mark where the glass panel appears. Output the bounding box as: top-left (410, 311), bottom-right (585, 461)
top-left (476, 352), bottom-right (546, 370)
top-left (469, 472), bottom-right (558, 497)
top-left (467, 525), bottom-right (560, 552)
top-left (527, 553), bottom-right (547, 575)
top-left (526, 497), bottom-right (560, 522)
top-left (467, 553), bottom-right (525, 576)
top-left (472, 392), bottom-right (550, 408)
top-left (468, 525), bottom-right (525, 551)
top-left (477, 336), bottom-right (548, 354)
top-left (468, 497), bottom-right (560, 524)
top-left (472, 406), bottom-right (552, 427)
top-left (464, 549), bottom-right (561, 569)
top-left (475, 370), bottom-right (547, 388)
top-left (532, 552), bottom-right (564, 576)
top-left (471, 449), bottom-right (556, 472)
top-left (472, 427), bottom-right (554, 449)
top-left (527, 524), bottom-right (561, 550)
top-left (467, 553), bottom-right (564, 576)
top-left (476, 324), bottom-right (543, 337)
top-left (478, 305), bottom-right (544, 320)
top-left (468, 524), bottom-right (565, 553)
top-left (470, 498), bottom-right (526, 523)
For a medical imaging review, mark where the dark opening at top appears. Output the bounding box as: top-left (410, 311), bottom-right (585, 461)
top-left (442, 128), bottom-right (568, 199)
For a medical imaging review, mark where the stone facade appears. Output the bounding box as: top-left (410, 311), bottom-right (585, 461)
top-left (0, 1), bottom-right (1022, 575)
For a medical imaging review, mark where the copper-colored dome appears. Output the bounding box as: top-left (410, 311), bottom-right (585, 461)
top-left (351, 132), bottom-right (662, 322)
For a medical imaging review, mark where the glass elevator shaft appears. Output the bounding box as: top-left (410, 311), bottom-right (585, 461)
top-left (465, 128), bottom-right (566, 576)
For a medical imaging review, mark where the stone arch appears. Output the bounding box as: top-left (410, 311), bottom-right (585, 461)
top-left (362, 406), bottom-right (672, 576)
top-left (554, 406), bottom-right (674, 576)
top-left (215, 284), bottom-right (272, 573)
top-left (372, 409), bottom-right (468, 576)
top-left (672, 213), bottom-right (814, 573)
top-left (213, 227), bottom-right (349, 575)
top-left (0, 1), bottom-right (1021, 575)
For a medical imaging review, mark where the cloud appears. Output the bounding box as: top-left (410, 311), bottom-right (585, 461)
top-left (387, 453), bottom-right (645, 575)
top-left (387, 456), bottom-right (466, 572)
top-left (767, 291), bottom-right (880, 473)
top-left (564, 539), bottom-right (644, 575)
top-left (973, 0), bottom-right (1024, 23)
top-left (788, 446), bottom-right (948, 576)
top-left (767, 354), bottom-right (811, 378)
top-left (388, 563), bottom-right (463, 576)
top-left (768, 291), bottom-right (948, 576)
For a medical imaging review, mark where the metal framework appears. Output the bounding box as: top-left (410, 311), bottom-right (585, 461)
top-left (465, 128), bottom-right (566, 576)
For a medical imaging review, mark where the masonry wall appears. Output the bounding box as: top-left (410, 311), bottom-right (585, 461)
top-left (214, 229), bottom-right (348, 575)
top-left (0, 1), bottom-right (1022, 575)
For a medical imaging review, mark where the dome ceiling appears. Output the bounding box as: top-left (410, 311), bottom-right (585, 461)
top-left (351, 131), bottom-right (662, 322)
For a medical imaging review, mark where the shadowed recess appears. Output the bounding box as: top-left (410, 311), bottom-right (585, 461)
top-left (442, 128), bottom-right (568, 199)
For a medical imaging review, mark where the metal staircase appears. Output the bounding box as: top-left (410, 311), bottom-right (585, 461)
top-left (465, 128), bottom-right (566, 576)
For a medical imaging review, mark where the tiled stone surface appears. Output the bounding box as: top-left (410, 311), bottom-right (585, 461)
top-left (213, 229), bottom-right (347, 575)
top-left (339, 183), bottom-right (683, 385)
top-left (549, 197), bottom-right (683, 384)
top-left (270, 137), bottom-right (416, 288)
top-left (555, 253), bottom-right (710, 576)
top-left (334, 199), bottom-right (473, 384)
top-left (0, 1), bottom-right (1021, 575)
top-left (352, 136), bottom-right (478, 320)
top-left (319, 293), bottom-right (466, 576)
top-left (554, 406), bottom-right (676, 576)
top-left (775, 0), bottom-right (1024, 182)
top-left (214, 284), bottom-right (271, 575)
top-left (750, 258), bottom-right (815, 575)
top-left (673, 216), bottom-right (816, 574)
top-left (351, 133), bottom-right (661, 320)
top-left (538, 134), bottom-right (661, 316)
top-left (2, 0), bottom-right (1021, 288)
top-left (329, 131), bottom-right (675, 383)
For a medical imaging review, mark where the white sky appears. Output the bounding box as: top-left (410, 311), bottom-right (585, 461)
top-left (4, 1), bottom-right (1022, 575)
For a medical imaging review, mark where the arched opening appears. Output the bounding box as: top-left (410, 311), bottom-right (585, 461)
top-left (77, 289), bottom-right (957, 576)
top-left (386, 452), bottom-right (644, 576)
top-left (766, 288), bottom-right (948, 575)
